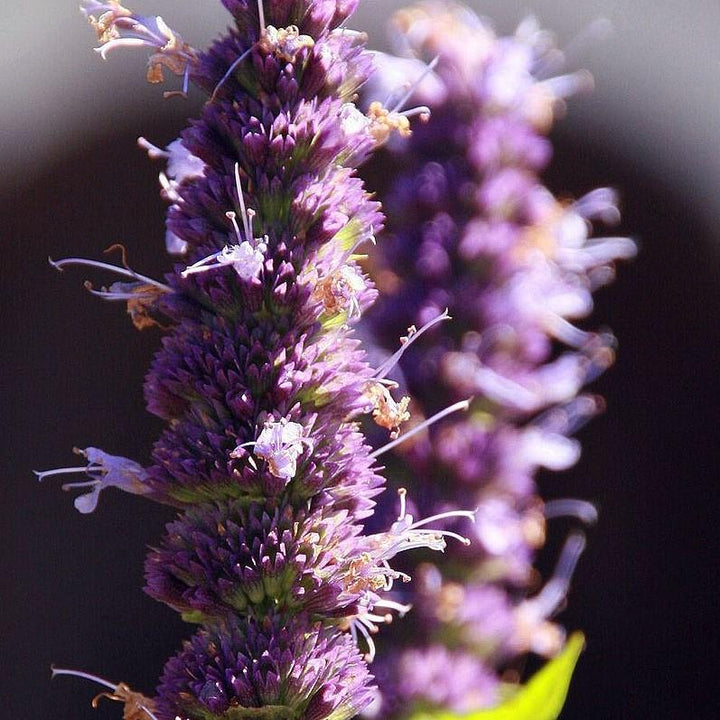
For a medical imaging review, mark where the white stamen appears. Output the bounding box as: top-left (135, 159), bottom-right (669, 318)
top-left (137, 137), bottom-right (169, 160)
top-left (372, 598), bottom-right (412, 617)
top-left (234, 162), bottom-right (253, 243)
top-left (373, 308), bottom-right (450, 380)
top-left (400, 105), bottom-right (431, 120)
top-left (257, 0), bottom-right (266, 34)
top-left (389, 55), bottom-right (439, 114)
top-left (158, 171), bottom-right (181, 203)
top-left (542, 313), bottom-right (590, 348)
top-left (544, 499), bottom-right (598, 525)
top-left (406, 508), bottom-right (477, 530)
top-left (370, 399), bottom-right (470, 459)
top-left (96, 37), bottom-right (147, 60)
top-left (34, 466), bottom-right (88, 481)
top-left (350, 617), bottom-right (377, 662)
top-left (84, 286), bottom-right (158, 302)
top-left (226, 211), bottom-right (243, 243)
top-left (211, 47), bottom-right (253, 102)
top-left (49, 257), bottom-right (171, 292)
top-left (51, 667), bottom-right (116, 691)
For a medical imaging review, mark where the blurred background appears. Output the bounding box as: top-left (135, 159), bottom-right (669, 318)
top-left (2, 1), bottom-right (719, 718)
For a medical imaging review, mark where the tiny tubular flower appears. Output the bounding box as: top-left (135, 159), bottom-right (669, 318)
top-left (138, 137), bottom-right (206, 255)
top-left (363, 380), bottom-right (411, 438)
top-left (181, 164), bottom-right (269, 280)
top-left (51, 667), bottom-right (158, 720)
top-left (315, 264), bottom-right (367, 320)
top-left (511, 532), bottom-right (587, 657)
top-left (365, 488), bottom-right (475, 566)
top-left (80, 1), bottom-right (196, 94)
top-left (231, 418), bottom-right (313, 482)
top-left (34, 447), bottom-right (150, 514)
top-left (84, 280), bottom-right (167, 330)
top-left (180, 240), bottom-right (267, 281)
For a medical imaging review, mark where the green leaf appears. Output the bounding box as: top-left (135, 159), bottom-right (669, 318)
top-left (412, 633), bottom-right (585, 720)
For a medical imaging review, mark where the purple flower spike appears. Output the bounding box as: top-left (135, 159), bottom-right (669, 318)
top-left (43, 2), bottom-right (480, 719)
top-left (362, 1), bottom-right (634, 714)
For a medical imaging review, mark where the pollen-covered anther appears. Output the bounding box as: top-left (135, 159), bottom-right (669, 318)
top-left (231, 417), bottom-right (313, 482)
top-left (343, 553), bottom-right (394, 596)
top-left (366, 101), bottom-right (413, 144)
top-left (315, 265), bottom-right (366, 321)
top-left (258, 24), bottom-right (315, 63)
top-left (364, 381), bottom-right (411, 438)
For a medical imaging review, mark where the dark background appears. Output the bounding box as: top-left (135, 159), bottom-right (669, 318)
top-left (2, 2), bottom-right (720, 719)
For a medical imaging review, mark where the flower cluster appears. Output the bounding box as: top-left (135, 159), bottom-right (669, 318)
top-left (362, 2), bottom-right (635, 714)
top-left (41, 2), bottom-right (476, 720)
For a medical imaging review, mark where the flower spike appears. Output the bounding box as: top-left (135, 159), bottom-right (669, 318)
top-left (362, 2), bottom-right (634, 712)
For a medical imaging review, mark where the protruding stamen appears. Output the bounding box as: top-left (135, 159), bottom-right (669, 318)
top-left (367, 487), bottom-right (475, 561)
top-left (544, 499), bottom-right (598, 525)
top-left (234, 162), bottom-right (253, 243)
top-left (573, 187), bottom-right (621, 224)
top-left (349, 615), bottom-right (377, 663)
top-left (34, 466), bottom-right (89, 482)
top-left (210, 47), bottom-right (252, 102)
top-left (399, 105), bottom-right (431, 121)
top-left (389, 55), bottom-right (439, 114)
top-left (51, 666), bottom-right (117, 690)
top-left (373, 308), bottom-right (450, 380)
top-left (226, 211), bottom-right (243, 243)
top-left (49, 256), bottom-right (171, 292)
top-left (370, 399), bottom-right (470, 459)
top-left (180, 239), bottom-right (267, 282)
top-left (257, 0), bottom-right (266, 34)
